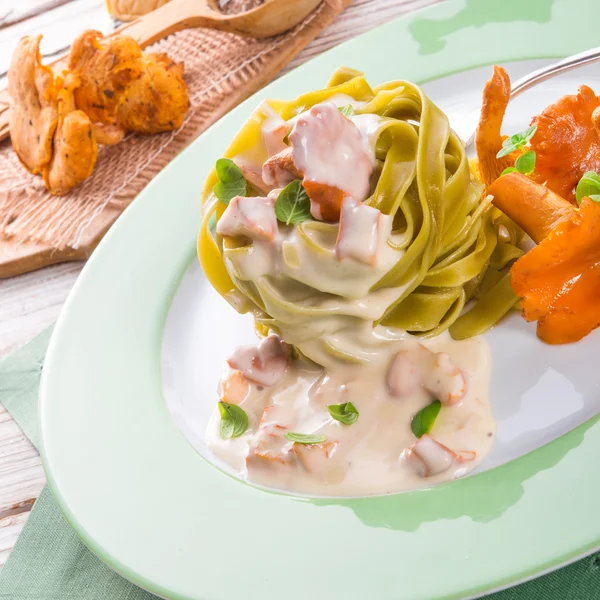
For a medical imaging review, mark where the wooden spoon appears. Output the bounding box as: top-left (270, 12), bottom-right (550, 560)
top-left (0, 0), bottom-right (322, 141)
top-left (116, 0), bottom-right (322, 45)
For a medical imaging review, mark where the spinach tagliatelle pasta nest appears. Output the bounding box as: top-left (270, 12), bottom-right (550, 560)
top-left (198, 68), bottom-right (522, 367)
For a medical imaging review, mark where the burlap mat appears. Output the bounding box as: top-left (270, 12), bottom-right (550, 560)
top-left (0, 0), bottom-right (351, 277)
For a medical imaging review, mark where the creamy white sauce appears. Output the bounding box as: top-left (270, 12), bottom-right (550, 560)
top-left (350, 113), bottom-right (382, 165)
top-left (335, 197), bottom-right (391, 265)
top-left (216, 195), bottom-right (277, 242)
top-left (207, 333), bottom-right (494, 496)
top-left (250, 102), bottom-right (382, 217)
top-left (217, 195), bottom-right (279, 280)
top-left (284, 94), bottom-right (366, 129)
top-left (232, 156), bottom-right (270, 195)
top-left (288, 103), bottom-right (373, 203)
top-left (258, 101), bottom-right (288, 157)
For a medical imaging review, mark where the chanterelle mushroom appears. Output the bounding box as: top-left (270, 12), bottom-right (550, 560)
top-left (475, 65), bottom-right (515, 189)
top-left (8, 35), bottom-right (59, 175)
top-left (8, 36), bottom-right (97, 195)
top-left (116, 52), bottom-right (189, 134)
top-left (262, 102), bottom-right (373, 221)
top-left (530, 85), bottom-right (600, 203)
top-left (8, 30), bottom-right (190, 194)
top-left (489, 173), bottom-right (600, 344)
top-left (43, 73), bottom-right (98, 196)
top-left (68, 30), bottom-right (142, 144)
top-left (68, 31), bottom-right (189, 143)
top-left (476, 66), bottom-right (600, 202)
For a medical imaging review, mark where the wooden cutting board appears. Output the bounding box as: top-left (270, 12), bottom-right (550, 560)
top-left (0, 0), bottom-right (351, 278)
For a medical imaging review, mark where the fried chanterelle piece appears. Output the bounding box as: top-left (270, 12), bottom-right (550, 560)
top-left (8, 35), bottom-right (98, 195)
top-left (8, 30), bottom-right (189, 195)
top-left (475, 65), bottom-right (516, 189)
top-left (476, 66), bottom-right (600, 202)
top-left (511, 196), bottom-right (600, 344)
top-left (489, 172), bottom-right (574, 244)
top-left (8, 35), bottom-right (59, 175)
top-left (68, 30), bottom-right (143, 145)
top-left (68, 31), bottom-right (189, 143)
top-left (530, 85), bottom-right (600, 203)
top-left (116, 52), bottom-right (188, 134)
top-left (44, 73), bottom-right (98, 195)
top-left (490, 173), bottom-right (600, 345)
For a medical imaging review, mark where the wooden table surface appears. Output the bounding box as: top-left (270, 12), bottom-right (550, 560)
top-left (0, 0), bottom-right (441, 568)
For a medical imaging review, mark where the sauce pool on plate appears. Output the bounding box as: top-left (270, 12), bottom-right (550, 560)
top-left (207, 332), bottom-right (494, 496)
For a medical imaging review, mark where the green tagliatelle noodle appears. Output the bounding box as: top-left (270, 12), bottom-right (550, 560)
top-left (198, 68), bottom-right (522, 365)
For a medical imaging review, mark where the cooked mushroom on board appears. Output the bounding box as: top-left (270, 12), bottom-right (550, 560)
top-left (8, 31), bottom-right (189, 195)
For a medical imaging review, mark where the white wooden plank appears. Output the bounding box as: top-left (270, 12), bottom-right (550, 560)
top-left (0, 0), bottom-right (114, 78)
top-left (0, 511), bottom-right (31, 568)
top-left (0, 404), bottom-right (45, 568)
top-left (0, 406), bottom-right (45, 511)
top-left (0, 262), bottom-right (82, 359)
top-left (0, 0), bottom-right (76, 29)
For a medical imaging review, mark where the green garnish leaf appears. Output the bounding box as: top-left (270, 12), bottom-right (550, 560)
top-left (214, 158), bottom-right (247, 205)
top-left (215, 158), bottom-right (244, 183)
top-left (214, 179), bottom-right (246, 206)
top-left (275, 180), bottom-right (312, 225)
top-left (218, 401), bottom-right (249, 440)
top-left (501, 167), bottom-right (518, 176)
top-left (284, 432), bottom-right (327, 445)
top-left (509, 132), bottom-right (524, 145)
top-left (496, 146), bottom-right (513, 159)
top-left (496, 125), bottom-right (537, 158)
top-left (411, 400), bottom-right (442, 438)
top-left (338, 104), bottom-right (355, 118)
top-left (514, 150), bottom-right (536, 175)
top-left (576, 171), bottom-right (600, 205)
top-left (327, 402), bottom-right (359, 426)
top-left (522, 125), bottom-right (538, 143)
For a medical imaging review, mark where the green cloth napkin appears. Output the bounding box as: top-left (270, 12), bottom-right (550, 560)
top-left (0, 328), bottom-right (159, 600)
top-left (1, 328), bottom-right (600, 599)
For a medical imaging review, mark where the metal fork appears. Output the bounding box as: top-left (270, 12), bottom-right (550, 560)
top-left (464, 45), bottom-right (600, 149)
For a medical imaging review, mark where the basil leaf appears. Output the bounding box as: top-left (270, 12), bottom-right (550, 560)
top-left (213, 158), bottom-right (247, 205)
top-left (589, 195), bottom-right (600, 202)
top-left (496, 143), bottom-right (517, 158)
top-left (218, 401), bottom-right (248, 440)
top-left (214, 178), bottom-right (246, 206)
top-left (496, 125), bottom-right (537, 159)
top-left (275, 180), bottom-right (312, 225)
top-left (338, 104), bottom-right (355, 118)
top-left (509, 132), bottom-right (525, 145)
top-left (576, 171), bottom-right (600, 205)
top-left (411, 400), bottom-right (442, 438)
top-left (501, 167), bottom-right (518, 176)
top-left (515, 150), bottom-right (536, 175)
top-left (284, 432), bottom-right (327, 445)
top-left (327, 402), bottom-right (359, 426)
top-left (215, 158), bottom-right (244, 183)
